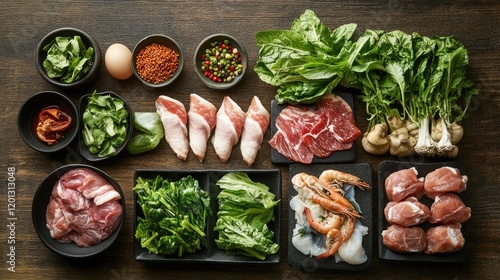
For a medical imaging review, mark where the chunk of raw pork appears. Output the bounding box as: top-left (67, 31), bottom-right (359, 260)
top-left (385, 167), bottom-right (424, 202)
top-left (382, 224), bottom-right (426, 253)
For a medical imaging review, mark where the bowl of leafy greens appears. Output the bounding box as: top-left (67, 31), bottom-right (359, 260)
top-left (36, 27), bottom-right (102, 90)
top-left (78, 90), bottom-right (134, 161)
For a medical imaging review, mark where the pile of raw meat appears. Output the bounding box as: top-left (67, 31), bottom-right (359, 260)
top-left (382, 166), bottom-right (471, 254)
top-left (156, 94), bottom-right (269, 165)
top-left (269, 93), bottom-right (360, 164)
top-left (46, 168), bottom-right (123, 247)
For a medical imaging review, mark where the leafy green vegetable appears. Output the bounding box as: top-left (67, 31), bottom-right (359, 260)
top-left (42, 35), bottom-right (94, 83)
top-left (82, 91), bottom-right (129, 157)
top-left (214, 172), bottom-right (280, 260)
top-left (134, 175), bottom-right (211, 256)
top-left (126, 112), bottom-right (164, 155)
top-left (254, 10), bottom-right (363, 104)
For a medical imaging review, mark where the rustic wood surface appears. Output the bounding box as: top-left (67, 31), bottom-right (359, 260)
top-left (1, 0), bottom-right (499, 279)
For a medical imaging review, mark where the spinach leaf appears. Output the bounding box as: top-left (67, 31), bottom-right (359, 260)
top-left (134, 175), bottom-right (211, 256)
top-left (82, 91), bottom-right (129, 157)
top-left (42, 35), bottom-right (94, 83)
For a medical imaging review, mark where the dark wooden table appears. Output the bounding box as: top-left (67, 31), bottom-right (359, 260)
top-left (2, 1), bottom-right (499, 279)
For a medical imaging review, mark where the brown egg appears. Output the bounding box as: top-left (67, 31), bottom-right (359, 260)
top-left (105, 43), bottom-right (133, 80)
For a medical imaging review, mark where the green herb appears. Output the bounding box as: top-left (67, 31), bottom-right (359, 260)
top-left (133, 175), bottom-right (211, 256)
top-left (126, 112), bottom-right (164, 155)
top-left (82, 91), bottom-right (129, 157)
top-left (214, 172), bottom-right (280, 260)
top-left (42, 35), bottom-right (94, 83)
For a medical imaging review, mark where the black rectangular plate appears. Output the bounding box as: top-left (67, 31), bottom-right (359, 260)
top-left (133, 169), bottom-right (282, 265)
top-left (378, 160), bottom-right (467, 263)
top-left (270, 92), bottom-right (357, 165)
top-left (288, 163), bottom-right (373, 271)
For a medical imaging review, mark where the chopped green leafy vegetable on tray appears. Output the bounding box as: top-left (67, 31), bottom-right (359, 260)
top-left (42, 35), bottom-right (94, 83)
top-left (134, 175), bottom-right (211, 257)
top-left (214, 172), bottom-right (280, 260)
top-left (82, 91), bottom-right (129, 157)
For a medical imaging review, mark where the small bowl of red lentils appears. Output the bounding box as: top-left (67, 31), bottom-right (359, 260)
top-left (132, 34), bottom-right (184, 88)
top-left (194, 34), bottom-right (248, 90)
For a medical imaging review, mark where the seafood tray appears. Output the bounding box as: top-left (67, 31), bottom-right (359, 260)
top-left (287, 163), bottom-right (373, 271)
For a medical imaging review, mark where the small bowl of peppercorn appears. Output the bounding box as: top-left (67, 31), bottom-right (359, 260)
top-left (132, 34), bottom-right (184, 88)
top-left (35, 27), bottom-right (102, 90)
top-left (194, 34), bottom-right (248, 90)
top-left (17, 91), bottom-right (80, 153)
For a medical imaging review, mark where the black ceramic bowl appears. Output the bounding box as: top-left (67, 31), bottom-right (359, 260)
top-left (193, 34), bottom-right (248, 90)
top-left (132, 34), bottom-right (184, 88)
top-left (78, 91), bottom-right (134, 161)
top-left (17, 91), bottom-right (80, 153)
top-left (32, 164), bottom-right (125, 258)
top-left (35, 27), bottom-right (102, 90)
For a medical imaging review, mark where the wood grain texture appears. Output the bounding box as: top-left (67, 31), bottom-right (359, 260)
top-left (1, 0), bottom-right (499, 279)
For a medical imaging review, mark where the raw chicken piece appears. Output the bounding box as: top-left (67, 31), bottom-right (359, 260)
top-left (156, 95), bottom-right (189, 160)
top-left (382, 224), bottom-right (426, 253)
top-left (424, 167), bottom-right (468, 199)
top-left (385, 167), bottom-right (424, 202)
top-left (430, 193), bottom-right (471, 224)
top-left (212, 96), bottom-right (246, 162)
top-left (384, 197), bottom-right (430, 226)
top-left (188, 94), bottom-right (216, 162)
top-left (425, 224), bottom-right (465, 254)
top-left (240, 96), bottom-right (270, 166)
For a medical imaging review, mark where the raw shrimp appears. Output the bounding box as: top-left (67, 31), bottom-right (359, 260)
top-left (319, 169), bottom-right (370, 190)
top-left (292, 173), bottom-right (361, 219)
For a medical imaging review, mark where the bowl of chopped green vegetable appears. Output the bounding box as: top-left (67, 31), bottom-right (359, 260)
top-left (18, 91), bottom-right (80, 153)
top-left (35, 27), bottom-right (102, 90)
top-left (194, 34), bottom-right (248, 90)
top-left (77, 91), bottom-right (134, 161)
top-left (132, 34), bottom-right (184, 88)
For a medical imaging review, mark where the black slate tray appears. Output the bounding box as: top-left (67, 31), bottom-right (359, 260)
top-left (288, 163), bottom-right (373, 271)
top-left (133, 169), bottom-right (282, 265)
top-left (270, 92), bottom-right (357, 165)
top-left (378, 160), bottom-right (468, 263)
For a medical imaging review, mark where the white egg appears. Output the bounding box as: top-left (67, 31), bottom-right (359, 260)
top-left (105, 43), bottom-right (133, 80)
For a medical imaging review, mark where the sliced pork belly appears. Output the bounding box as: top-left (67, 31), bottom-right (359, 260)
top-left (46, 168), bottom-right (123, 247)
top-left (382, 224), bottom-right (426, 253)
top-left (385, 167), bottom-right (425, 202)
top-left (59, 168), bottom-right (121, 206)
top-left (384, 197), bottom-right (430, 226)
top-left (424, 167), bottom-right (468, 198)
top-left (240, 96), bottom-right (270, 166)
top-left (425, 224), bottom-right (465, 254)
top-left (212, 96), bottom-right (246, 162)
top-left (156, 95), bottom-right (189, 160)
top-left (430, 193), bottom-right (471, 224)
top-left (269, 105), bottom-right (316, 164)
top-left (188, 94), bottom-right (216, 162)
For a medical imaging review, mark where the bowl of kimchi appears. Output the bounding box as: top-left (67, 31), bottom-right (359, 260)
top-left (32, 164), bottom-right (125, 258)
top-left (17, 91), bottom-right (80, 153)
